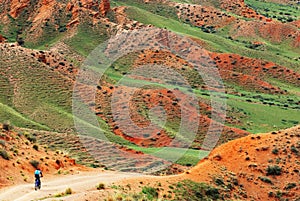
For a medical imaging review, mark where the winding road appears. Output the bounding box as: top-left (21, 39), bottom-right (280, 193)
top-left (0, 170), bottom-right (146, 201)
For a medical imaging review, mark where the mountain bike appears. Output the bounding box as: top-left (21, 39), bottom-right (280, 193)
top-left (34, 178), bottom-right (41, 190)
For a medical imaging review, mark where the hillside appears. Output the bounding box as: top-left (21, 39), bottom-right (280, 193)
top-left (95, 126), bottom-right (300, 200)
top-left (1, 126), bottom-right (299, 200)
top-left (184, 125), bottom-right (300, 200)
top-left (0, 123), bottom-right (87, 188)
top-left (0, 0), bottom-right (299, 200)
top-left (0, 0), bottom-right (299, 187)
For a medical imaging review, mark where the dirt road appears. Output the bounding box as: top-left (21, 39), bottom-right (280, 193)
top-left (0, 170), bottom-right (147, 201)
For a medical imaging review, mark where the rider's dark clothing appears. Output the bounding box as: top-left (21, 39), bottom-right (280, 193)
top-left (34, 169), bottom-right (43, 186)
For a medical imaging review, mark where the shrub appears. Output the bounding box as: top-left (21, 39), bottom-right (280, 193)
top-left (266, 165), bottom-right (282, 176)
top-left (25, 133), bottom-right (36, 143)
top-left (291, 145), bottom-right (298, 155)
top-left (89, 163), bottom-right (100, 168)
top-left (0, 149), bottom-right (9, 160)
top-left (214, 177), bottom-right (225, 186)
top-left (29, 160), bottom-right (39, 168)
top-left (115, 194), bottom-right (123, 201)
top-left (65, 188), bottom-right (72, 195)
top-left (58, 25), bottom-right (67, 33)
top-left (2, 122), bottom-right (12, 131)
top-left (268, 191), bottom-right (274, 197)
top-left (142, 186), bottom-right (158, 200)
top-left (284, 183), bottom-right (296, 190)
top-left (32, 144), bottom-right (38, 151)
top-left (272, 148), bottom-right (279, 155)
top-left (96, 183), bottom-right (105, 190)
top-left (275, 190), bottom-right (282, 198)
top-left (259, 176), bottom-right (272, 184)
top-left (173, 180), bottom-right (220, 200)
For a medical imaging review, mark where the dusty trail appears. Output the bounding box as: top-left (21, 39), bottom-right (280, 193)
top-left (0, 170), bottom-right (148, 201)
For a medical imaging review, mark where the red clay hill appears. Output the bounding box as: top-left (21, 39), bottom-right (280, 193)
top-left (115, 126), bottom-right (300, 200)
top-left (0, 123), bottom-right (87, 188)
top-left (183, 125), bottom-right (300, 200)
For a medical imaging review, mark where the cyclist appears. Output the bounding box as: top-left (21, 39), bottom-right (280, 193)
top-left (34, 168), bottom-right (43, 190)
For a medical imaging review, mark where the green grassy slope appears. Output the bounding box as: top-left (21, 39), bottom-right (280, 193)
top-left (245, 0), bottom-right (300, 22)
top-left (114, 0), bottom-right (300, 71)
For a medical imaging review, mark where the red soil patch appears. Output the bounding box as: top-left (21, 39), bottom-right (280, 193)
top-left (95, 84), bottom-right (182, 148)
top-left (290, 19), bottom-right (300, 29)
top-left (135, 48), bottom-right (299, 95)
top-left (231, 20), bottom-right (300, 47)
top-left (210, 52), bottom-right (300, 94)
top-left (0, 124), bottom-right (87, 188)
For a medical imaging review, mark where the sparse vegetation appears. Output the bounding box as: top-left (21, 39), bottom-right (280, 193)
top-left (141, 186), bottom-right (158, 200)
top-left (0, 140), bottom-right (5, 147)
top-left (53, 187), bottom-right (73, 198)
top-left (24, 133), bottom-right (37, 143)
top-left (245, 0), bottom-right (300, 23)
top-left (172, 180), bottom-right (221, 201)
top-left (266, 165), bottom-right (282, 176)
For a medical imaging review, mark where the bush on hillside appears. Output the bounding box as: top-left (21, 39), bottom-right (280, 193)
top-left (0, 149), bottom-right (9, 160)
top-left (96, 183), bottom-right (105, 190)
top-left (173, 180), bottom-right (220, 200)
top-left (2, 122), bottom-right (13, 131)
top-left (33, 144), bottom-right (39, 151)
top-left (266, 165), bottom-right (282, 176)
top-left (65, 188), bottom-right (72, 195)
top-left (142, 186), bottom-right (158, 200)
top-left (24, 133), bottom-right (36, 143)
top-left (29, 160), bottom-right (39, 168)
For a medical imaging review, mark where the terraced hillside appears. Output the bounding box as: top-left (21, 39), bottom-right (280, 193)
top-left (0, 0), bottom-right (299, 172)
